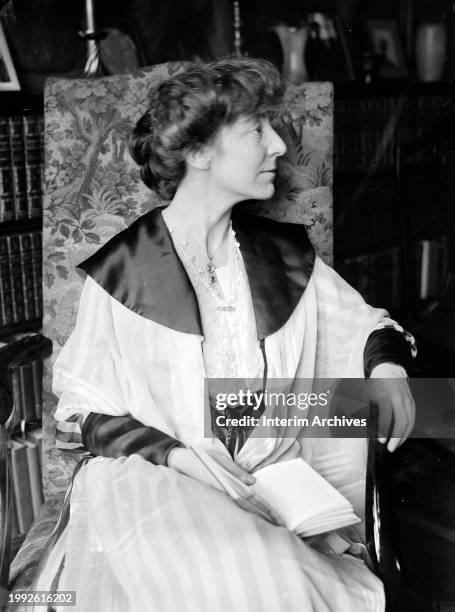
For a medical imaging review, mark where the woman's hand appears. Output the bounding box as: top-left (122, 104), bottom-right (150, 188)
top-left (369, 363), bottom-right (416, 452)
top-left (167, 447), bottom-right (256, 490)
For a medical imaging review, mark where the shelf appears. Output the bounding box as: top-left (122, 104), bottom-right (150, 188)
top-left (0, 93), bottom-right (43, 117)
top-left (0, 320), bottom-right (42, 340)
top-left (334, 80), bottom-right (455, 99)
top-left (0, 219), bottom-right (41, 236)
top-left (333, 163), bottom-right (397, 178)
top-left (335, 239), bottom-right (403, 262)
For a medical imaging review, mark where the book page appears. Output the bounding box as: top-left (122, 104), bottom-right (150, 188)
top-left (190, 449), bottom-right (360, 537)
top-left (252, 459), bottom-right (360, 536)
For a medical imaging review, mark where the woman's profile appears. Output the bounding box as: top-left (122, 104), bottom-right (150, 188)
top-left (33, 58), bottom-right (416, 611)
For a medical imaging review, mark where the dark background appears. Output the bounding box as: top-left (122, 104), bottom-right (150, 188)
top-left (1, 0), bottom-right (454, 92)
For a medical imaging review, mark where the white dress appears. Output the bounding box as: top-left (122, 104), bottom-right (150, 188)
top-left (33, 235), bottom-right (388, 611)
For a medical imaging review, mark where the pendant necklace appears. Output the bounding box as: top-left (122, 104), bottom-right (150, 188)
top-left (166, 220), bottom-right (240, 312)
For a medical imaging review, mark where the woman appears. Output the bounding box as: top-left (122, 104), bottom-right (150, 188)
top-left (35, 58), bottom-right (415, 611)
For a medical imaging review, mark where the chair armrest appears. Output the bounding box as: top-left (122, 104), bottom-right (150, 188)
top-left (366, 437), bottom-right (430, 611)
top-left (365, 436), bottom-right (402, 580)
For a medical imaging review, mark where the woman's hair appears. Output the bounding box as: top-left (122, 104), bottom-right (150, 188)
top-left (130, 58), bottom-right (284, 200)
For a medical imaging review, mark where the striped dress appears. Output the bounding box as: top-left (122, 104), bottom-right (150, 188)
top-left (33, 249), bottom-right (388, 611)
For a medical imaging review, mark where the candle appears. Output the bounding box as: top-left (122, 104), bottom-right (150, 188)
top-left (85, 0), bottom-right (95, 32)
top-left (233, 0), bottom-right (242, 58)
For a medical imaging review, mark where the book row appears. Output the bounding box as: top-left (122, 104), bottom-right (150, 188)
top-left (336, 93), bottom-right (452, 133)
top-left (334, 176), bottom-right (399, 252)
top-left (339, 246), bottom-right (403, 311)
top-left (338, 238), bottom-right (447, 312)
top-left (334, 125), bottom-right (433, 173)
top-left (0, 231), bottom-right (42, 327)
top-left (0, 115), bottom-right (44, 223)
top-left (335, 93), bottom-right (453, 174)
top-left (10, 427), bottom-right (43, 535)
top-left (0, 334), bottom-right (51, 425)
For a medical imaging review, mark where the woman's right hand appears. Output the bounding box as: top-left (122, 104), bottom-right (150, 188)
top-left (167, 447), bottom-right (256, 490)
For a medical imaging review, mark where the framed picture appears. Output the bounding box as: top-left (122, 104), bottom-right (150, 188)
top-left (367, 20), bottom-right (408, 79)
top-left (0, 23), bottom-right (20, 91)
top-left (305, 13), bottom-right (355, 82)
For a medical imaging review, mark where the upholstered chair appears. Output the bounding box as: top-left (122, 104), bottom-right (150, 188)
top-left (5, 63), bottom-right (344, 596)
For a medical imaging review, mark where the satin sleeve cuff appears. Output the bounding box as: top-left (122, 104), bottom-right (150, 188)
top-left (364, 328), bottom-right (416, 378)
top-left (81, 412), bottom-right (184, 466)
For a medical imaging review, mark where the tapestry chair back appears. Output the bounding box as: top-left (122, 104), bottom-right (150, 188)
top-left (41, 65), bottom-right (334, 501)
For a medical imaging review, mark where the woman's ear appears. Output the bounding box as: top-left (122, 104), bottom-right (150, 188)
top-left (185, 145), bottom-right (212, 171)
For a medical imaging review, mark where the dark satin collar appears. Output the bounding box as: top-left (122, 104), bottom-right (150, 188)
top-left (77, 206), bottom-right (315, 339)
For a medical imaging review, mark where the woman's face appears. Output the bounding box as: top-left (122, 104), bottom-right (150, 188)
top-left (207, 115), bottom-right (287, 202)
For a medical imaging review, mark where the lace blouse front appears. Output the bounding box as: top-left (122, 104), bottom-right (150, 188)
top-left (167, 225), bottom-right (265, 454)
top-left (168, 225), bottom-right (263, 379)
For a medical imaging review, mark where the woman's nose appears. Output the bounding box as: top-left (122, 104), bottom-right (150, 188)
top-left (265, 123), bottom-right (287, 158)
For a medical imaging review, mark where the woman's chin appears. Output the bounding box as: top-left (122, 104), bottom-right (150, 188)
top-left (254, 184), bottom-right (276, 200)
top-left (233, 182), bottom-right (276, 203)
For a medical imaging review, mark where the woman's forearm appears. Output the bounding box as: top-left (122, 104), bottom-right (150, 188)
top-left (81, 412), bottom-right (184, 466)
top-left (364, 328), bottom-right (415, 378)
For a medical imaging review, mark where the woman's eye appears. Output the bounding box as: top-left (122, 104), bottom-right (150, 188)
top-left (252, 124), bottom-right (263, 135)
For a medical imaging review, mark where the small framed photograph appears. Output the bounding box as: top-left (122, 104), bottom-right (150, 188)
top-left (0, 23), bottom-right (20, 91)
top-left (367, 20), bottom-right (408, 79)
top-left (305, 13), bottom-right (355, 82)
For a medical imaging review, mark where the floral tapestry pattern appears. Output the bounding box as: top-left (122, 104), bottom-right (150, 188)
top-left (42, 63), bottom-right (333, 499)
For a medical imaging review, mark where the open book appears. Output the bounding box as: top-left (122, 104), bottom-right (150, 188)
top-left (191, 447), bottom-right (361, 538)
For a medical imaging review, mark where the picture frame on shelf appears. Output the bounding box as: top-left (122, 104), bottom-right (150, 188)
top-left (305, 13), bottom-right (356, 82)
top-left (367, 19), bottom-right (408, 79)
top-left (0, 23), bottom-right (20, 91)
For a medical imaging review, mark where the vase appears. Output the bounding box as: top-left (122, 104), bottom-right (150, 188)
top-left (271, 24), bottom-right (310, 85)
top-left (415, 23), bottom-right (447, 82)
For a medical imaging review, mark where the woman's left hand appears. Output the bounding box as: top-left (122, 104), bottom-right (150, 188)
top-left (369, 363), bottom-right (416, 452)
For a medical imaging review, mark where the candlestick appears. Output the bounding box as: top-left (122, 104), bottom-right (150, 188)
top-left (79, 0), bottom-right (108, 77)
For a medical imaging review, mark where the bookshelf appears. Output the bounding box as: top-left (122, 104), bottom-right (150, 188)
top-left (333, 81), bottom-right (455, 324)
top-left (0, 93), bottom-right (46, 591)
top-left (0, 93), bottom-right (44, 337)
